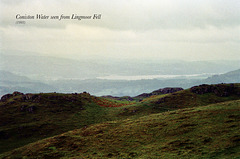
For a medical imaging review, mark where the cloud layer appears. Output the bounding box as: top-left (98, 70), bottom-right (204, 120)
top-left (0, 0), bottom-right (239, 60)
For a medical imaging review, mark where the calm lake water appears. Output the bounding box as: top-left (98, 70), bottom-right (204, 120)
top-left (97, 73), bottom-right (217, 81)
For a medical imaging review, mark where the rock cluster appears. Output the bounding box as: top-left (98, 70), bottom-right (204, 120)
top-left (190, 84), bottom-right (236, 97)
top-left (0, 92), bottom-right (42, 103)
top-left (21, 94), bottom-right (41, 102)
top-left (0, 91), bottom-right (24, 102)
top-left (0, 94), bottom-right (13, 102)
top-left (135, 87), bottom-right (184, 99)
top-left (153, 87), bottom-right (184, 94)
top-left (0, 91), bottom-right (86, 104)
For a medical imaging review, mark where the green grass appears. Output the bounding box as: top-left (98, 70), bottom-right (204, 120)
top-left (0, 92), bottom-right (139, 153)
top-left (130, 84), bottom-right (240, 115)
top-left (0, 93), bottom-right (107, 153)
top-left (0, 83), bottom-right (240, 157)
top-left (1, 99), bottom-right (239, 158)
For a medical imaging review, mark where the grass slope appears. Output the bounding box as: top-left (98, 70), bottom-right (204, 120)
top-left (1, 99), bottom-right (239, 158)
top-left (0, 83), bottom-right (240, 155)
top-left (0, 91), bottom-right (142, 154)
top-left (124, 83), bottom-right (240, 115)
top-left (0, 92), bottom-right (121, 153)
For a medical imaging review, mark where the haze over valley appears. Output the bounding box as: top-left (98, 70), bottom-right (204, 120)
top-left (1, 51), bottom-right (239, 96)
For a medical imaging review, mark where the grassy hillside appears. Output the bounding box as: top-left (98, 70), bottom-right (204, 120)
top-left (0, 92), bottom-right (119, 153)
top-left (0, 83), bottom-right (240, 155)
top-left (121, 83), bottom-right (240, 115)
top-left (0, 91), bottom-right (142, 154)
top-left (1, 99), bottom-right (239, 158)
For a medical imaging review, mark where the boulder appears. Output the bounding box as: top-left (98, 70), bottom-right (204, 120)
top-left (1, 91), bottom-right (25, 102)
top-left (12, 91), bottom-right (24, 96)
top-left (0, 94), bottom-right (13, 102)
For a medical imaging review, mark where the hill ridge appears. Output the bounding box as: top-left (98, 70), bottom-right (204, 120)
top-left (0, 83), bottom-right (240, 156)
top-left (1, 99), bottom-right (239, 158)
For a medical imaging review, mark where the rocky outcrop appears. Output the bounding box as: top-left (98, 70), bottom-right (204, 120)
top-left (135, 87), bottom-right (184, 99)
top-left (0, 91), bottom-right (86, 105)
top-left (13, 91), bottom-right (24, 96)
top-left (21, 94), bottom-right (41, 102)
top-left (1, 91), bottom-right (24, 102)
top-left (0, 94), bottom-right (13, 102)
top-left (153, 87), bottom-right (184, 95)
top-left (190, 84), bottom-right (236, 97)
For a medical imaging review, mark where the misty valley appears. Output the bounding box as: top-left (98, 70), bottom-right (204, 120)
top-left (1, 53), bottom-right (240, 97)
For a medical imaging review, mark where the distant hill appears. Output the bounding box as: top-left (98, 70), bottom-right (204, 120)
top-left (1, 68), bottom-right (240, 97)
top-left (1, 52), bottom-right (240, 96)
top-left (1, 52), bottom-right (240, 80)
top-left (204, 69), bottom-right (240, 83)
top-left (41, 68), bottom-right (240, 97)
top-left (0, 70), bottom-right (56, 96)
top-left (102, 87), bottom-right (184, 101)
top-left (0, 70), bottom-right (30, 82)
top-left (0, 54), bottom-right (104, 80)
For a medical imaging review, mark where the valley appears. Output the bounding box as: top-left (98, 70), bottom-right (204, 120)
top-left (1, 53), bottom-right (240, 97)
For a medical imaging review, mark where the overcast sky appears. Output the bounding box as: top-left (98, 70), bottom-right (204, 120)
top-left (0, 0), bottom-right (239, 61)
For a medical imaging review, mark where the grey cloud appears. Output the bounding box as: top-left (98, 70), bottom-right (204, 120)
top-left (0, 0), bottom-right (239, 30)
top-left (0, 0), bottom-right (239, 61)
top-left (99, 0), bottom-right (240, 30)
top-left (1, 0), bottom-right (26, 5)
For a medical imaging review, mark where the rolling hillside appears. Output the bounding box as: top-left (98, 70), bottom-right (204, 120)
top-left (1, 99), bottom-right (239, 158)
top-left (0, 83), bottom-right (240, 158)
